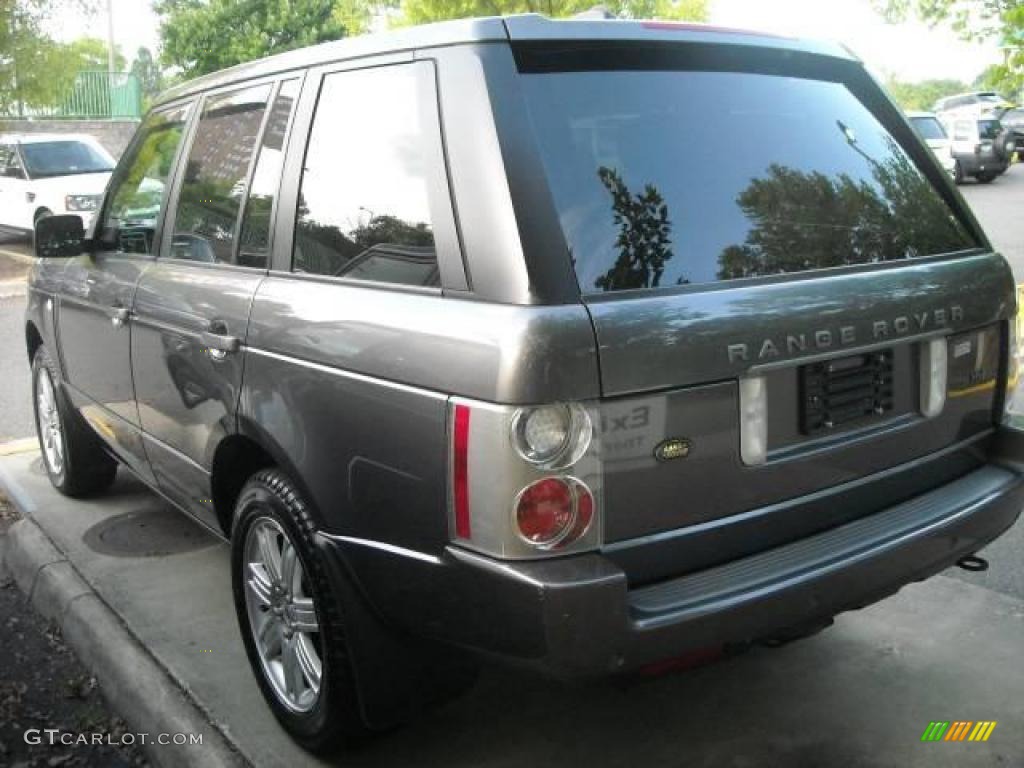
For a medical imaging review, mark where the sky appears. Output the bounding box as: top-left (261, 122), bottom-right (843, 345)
top-left (48, 0), bottom-right (1003, 84)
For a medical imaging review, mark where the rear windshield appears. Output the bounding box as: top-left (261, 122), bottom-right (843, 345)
top-left (978, 119), bottom-right (1002, 140)
top-left (910, 116), bottom-right (946, 141)
top-left (20, 140), bottom-right (114, 178)
top-left (522, 70), bottom-right (979, 293)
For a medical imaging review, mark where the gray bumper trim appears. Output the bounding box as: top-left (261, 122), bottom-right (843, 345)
top-left (630, 465), bottom-right (1015, 622)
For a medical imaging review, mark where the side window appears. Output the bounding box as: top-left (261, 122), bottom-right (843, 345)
top-left (100, 105), bottom-right (190, 254)
top-left (293, 63), bottom-right (440, 287)
top-left (237, 79), bottom-right (300, 268)
top-left (0, 144), bottom-right (25, 179)
top-left (169, 84), bottom-right (271, 265)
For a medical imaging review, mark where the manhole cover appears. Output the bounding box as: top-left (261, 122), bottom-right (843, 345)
top-left (83, 506), bottom-right (217, 557)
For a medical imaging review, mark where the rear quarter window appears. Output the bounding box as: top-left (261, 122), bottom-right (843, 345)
top-left (522, 67), bottom-right (979, 293)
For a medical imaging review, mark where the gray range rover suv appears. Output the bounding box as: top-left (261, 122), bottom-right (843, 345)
top-left (24, 15), bottom-right (1024, 752)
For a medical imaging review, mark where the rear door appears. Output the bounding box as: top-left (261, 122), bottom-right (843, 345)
top-left (57, 104), bottom-right (192, 482)
top-left (130, 77), bottom-right (301, 530)
top-left (513, 43), bottom-right (1014, 543)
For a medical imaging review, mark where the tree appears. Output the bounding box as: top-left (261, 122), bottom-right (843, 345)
top-left (593, 166), bottom-right (675, 291)
top-left (876, 1), bottom-right (1024, 98)
top-left (155, 0), bottom-right (358, 79)
top-left (130, 47), bottom-right (164, 104)
top-left (717, 138), bottom-right (976, 281)
top-left (399, 0), bottom-right (707, 27)
top-left (0, 1), bottom-right (101, 116)
top-left (882, 76), bottom-right (971, 111)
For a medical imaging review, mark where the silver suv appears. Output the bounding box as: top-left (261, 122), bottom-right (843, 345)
top-left (24, 15), bottom-right (1024, 753)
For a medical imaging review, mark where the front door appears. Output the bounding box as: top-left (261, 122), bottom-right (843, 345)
top-left (57, 103), bottom-right (193, 481)
top-left (131, 80), bottom-right (296, 530)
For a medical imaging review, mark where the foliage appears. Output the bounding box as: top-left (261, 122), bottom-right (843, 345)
top-left (593, 166), bottom-right (674, 291)
top-left (130, 47), bottom-right (164, 105)
top-left (0, 2), bottom-right (111, 115)
top-left (155, 0), bottom-right (355, 78)
top-left (717, 138), bottom-right (975, 280)
top-left (882, 76), bottom-right (971, 111)
top-left (875, 0), bottom-right (1024, 98)
top-left (398, 0), bottom-right (707, 27)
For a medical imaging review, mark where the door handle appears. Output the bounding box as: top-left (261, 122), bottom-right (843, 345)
top-left (200, 327), bottom-right (240, 359)
top-left (110, 307), bottom-right (130, 328)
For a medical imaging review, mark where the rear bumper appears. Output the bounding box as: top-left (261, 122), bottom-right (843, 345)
top-left (318, 448), bottom-right (1024, 679)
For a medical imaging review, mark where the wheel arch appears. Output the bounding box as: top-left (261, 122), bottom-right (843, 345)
top-left (212, 417), bottom-right (321, 538)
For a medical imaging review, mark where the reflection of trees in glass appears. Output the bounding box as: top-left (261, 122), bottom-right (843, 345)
top-left (718, 137), bottom-right (974, 280)
top-left (593, 167), bottom-right (675, 292)
top-left (109, 114), bottom-right (184, 223)
top-left (294, 200), bottom-right (434, 279)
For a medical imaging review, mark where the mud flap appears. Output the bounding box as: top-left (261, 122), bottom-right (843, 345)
top-left (316, 537), bottom-right (479, 731)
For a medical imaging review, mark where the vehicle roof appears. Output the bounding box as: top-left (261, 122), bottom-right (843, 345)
top-left (0, 133), bottom-right (102, 145)
top-left (156, 14), bottom-right (858, 107)
top-left (906, 111), bottom-right (939, 118)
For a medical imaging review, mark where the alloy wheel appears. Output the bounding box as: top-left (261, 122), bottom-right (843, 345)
top-left (242, 516), bottom-right (323, 713)
top-left (36, 366), bottom-right (64, 477)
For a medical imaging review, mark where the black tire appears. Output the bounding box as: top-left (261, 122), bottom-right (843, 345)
top-left (231, 469), bottom-right (368, 754)
top-left (976, 172), bottom-right (996, 184)
top-left (953, 159), bottom-right (964, 185)
top-left (31, 346), bottom-right (117, 496)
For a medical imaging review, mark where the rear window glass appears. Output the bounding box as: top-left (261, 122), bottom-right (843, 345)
top-left (910, 116), bottom-right (946, 141)
top-left (522, 70), bottom-right (979, 293)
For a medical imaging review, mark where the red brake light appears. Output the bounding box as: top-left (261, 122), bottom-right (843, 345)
top-left (453, 404), bottom-right (471, 539)
top-left (515, 477), bottom-right (595, 549)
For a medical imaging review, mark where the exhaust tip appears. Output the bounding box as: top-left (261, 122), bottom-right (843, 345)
top-left (956, 554), bottom-right (989, 572)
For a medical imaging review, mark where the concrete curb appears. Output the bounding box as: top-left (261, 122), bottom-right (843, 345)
top-left (0, 514), bottom-right (248, 768)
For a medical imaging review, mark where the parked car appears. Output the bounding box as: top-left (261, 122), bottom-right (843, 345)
top-left (1000, 107), bottom-right (1024, 161)
top-left (24, 16), bottom-right (1024, 753)
top-left (933, 90), bottom-right (1014, 118)
top-left (906, 111), bottom-right (956, 178)
top-left (940, 115), bottom-right (1015, 183)
top-left (0, 134), bottom-right (115, 234)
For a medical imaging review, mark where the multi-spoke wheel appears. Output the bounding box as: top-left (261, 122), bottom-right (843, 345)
top-left (35, 364), bottom-right (64, 477)
top-left (31, 346), bottom-right (117, 496)
top-left (243, 517), bottom-right (322, 713)
top-left (231, 469), bottom-right (367, 753)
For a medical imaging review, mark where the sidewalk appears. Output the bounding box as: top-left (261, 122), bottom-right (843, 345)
top-left (2, 445), bottom-right (1024, 767)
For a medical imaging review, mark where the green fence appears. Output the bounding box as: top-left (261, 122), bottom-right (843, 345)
top-left (1, 71), bottom-right (142, 120)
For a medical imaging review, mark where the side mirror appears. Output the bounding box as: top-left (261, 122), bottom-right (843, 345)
top-left (34, 214), bottom-right (87, 259)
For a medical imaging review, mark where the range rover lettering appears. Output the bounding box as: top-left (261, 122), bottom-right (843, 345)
top-left (24, 15), bottom-right (1024, 754)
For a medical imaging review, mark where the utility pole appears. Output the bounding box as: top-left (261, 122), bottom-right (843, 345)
top-left (106, 0), bottom-right (116, 74)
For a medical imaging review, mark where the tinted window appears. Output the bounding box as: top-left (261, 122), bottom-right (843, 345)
top-left (237, 79), bottom-right (299, 268)
top-left (293, 63), bottom-right (439, 287)
top-left (910, 116), bottom-right (946, 141)
top-left (20, 140), bottom-right (114, 178)
top-left (170, 84), bottom-right (271, 264)
top-left (100, 105), bottom-right (190, 254)
top-left (523, 70), bottom-right (979, 293)
top-left (978, 120), bottom-right (1001, 140)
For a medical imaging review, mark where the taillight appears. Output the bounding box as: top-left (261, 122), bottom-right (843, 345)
top-left (452, 404), bottom-right (471, 539)
top-left (514, 476), bottom-right (594, 549)
top-left (449, 399), bottom-right (602, 559)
